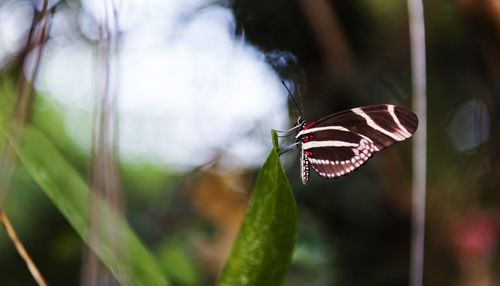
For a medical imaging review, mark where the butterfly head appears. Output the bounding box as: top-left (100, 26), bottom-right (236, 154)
top-left (296, 116), bottom-right (306, 127)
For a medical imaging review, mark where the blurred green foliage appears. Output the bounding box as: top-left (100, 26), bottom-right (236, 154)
top-left (12, 126), bottom-right (168, 285)
top-left (157, 238), bottom-right (201, 286)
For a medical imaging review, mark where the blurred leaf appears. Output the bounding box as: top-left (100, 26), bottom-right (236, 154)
top-left (121, 162), bottom-right (174, 201)
top-left (217, 130), bottom-right (298, 286)
top-left (0, 78), bottom-right (15, 124)
top-left (9, 126), bottom-right (169, 286)
top-left (157, 239), bottom-right (201, 286)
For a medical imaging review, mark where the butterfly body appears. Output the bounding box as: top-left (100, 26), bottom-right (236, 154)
top-left (294, 104), bottom-right (418, 184)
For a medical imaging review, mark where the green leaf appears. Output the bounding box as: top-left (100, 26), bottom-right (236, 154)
top-left (217, 130), bottom-right (298, 286)
top-left (11, 126), bottom-right (169, 286)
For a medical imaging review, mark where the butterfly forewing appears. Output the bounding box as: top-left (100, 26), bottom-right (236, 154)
top-left (296, 104), bottom-right (418, 184)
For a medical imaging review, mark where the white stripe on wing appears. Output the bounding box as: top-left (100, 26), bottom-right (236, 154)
top-left (387, 105), bottom-right (412, 138)
top-left (351, 107), bottom-right (406, 141)
top-left (296, 125), bottom-right (349, 139)
top-left (302, 140), bottom-right (358, 150)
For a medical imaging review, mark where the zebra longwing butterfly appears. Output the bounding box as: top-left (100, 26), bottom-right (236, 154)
top-left (294, 104), bottom-right (418, 184)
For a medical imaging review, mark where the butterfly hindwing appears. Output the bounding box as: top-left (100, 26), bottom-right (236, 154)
top-left (301, 131), bottom-right (376, 180)
top-left (296, 104), bottom-right (418, 184)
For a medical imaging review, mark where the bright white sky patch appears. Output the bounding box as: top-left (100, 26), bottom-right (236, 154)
top-left (0, 0), bottom-right (34, 68)
top-left (37, 0), bottom-right (290, 170)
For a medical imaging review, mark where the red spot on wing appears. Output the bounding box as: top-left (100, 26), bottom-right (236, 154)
top-left (304, 121), bottom-right (316, 129)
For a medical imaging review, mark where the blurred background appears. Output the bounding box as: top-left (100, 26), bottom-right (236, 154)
top-left (0, 0), bottom-right (499, 285)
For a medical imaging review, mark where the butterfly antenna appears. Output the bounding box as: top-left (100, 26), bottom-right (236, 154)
top-left (281, 81), bottom-right (304, 118)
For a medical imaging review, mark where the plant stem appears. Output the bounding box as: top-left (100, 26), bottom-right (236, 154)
top-left (407, 0), bottom-right (427, 285)
top-left (0, 210), bottom-right (47, 286)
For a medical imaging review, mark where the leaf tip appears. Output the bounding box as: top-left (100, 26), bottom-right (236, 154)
top-left (271, 129), bottom-right (279, 151)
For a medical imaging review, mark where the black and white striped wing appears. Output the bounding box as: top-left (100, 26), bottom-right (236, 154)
top-left (297, 104), bottom-right (418, 184)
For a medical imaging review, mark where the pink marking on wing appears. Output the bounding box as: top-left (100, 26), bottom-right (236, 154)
top-left (304, 121), bottom-right (316, 129)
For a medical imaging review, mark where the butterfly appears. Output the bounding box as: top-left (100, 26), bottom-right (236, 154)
top-left (280, 103), bottom-right (418, 184)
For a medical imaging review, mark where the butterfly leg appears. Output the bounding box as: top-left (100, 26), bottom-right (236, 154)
top-left (277, 142), bottom-right (300, 155)
top-left (275, 124), bottom-right (301, 137)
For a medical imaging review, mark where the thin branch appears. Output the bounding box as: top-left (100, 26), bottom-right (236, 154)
top-left (0, 210), bottom-right (47, 286)
top-left (407, 0), bottom-right (427, 285)
top-left (81, 1), bottom-right (123, 285)
top-left (0, 0), bottom-right (55, 207)
top-left (0, 1), bottom-right (56, 285)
